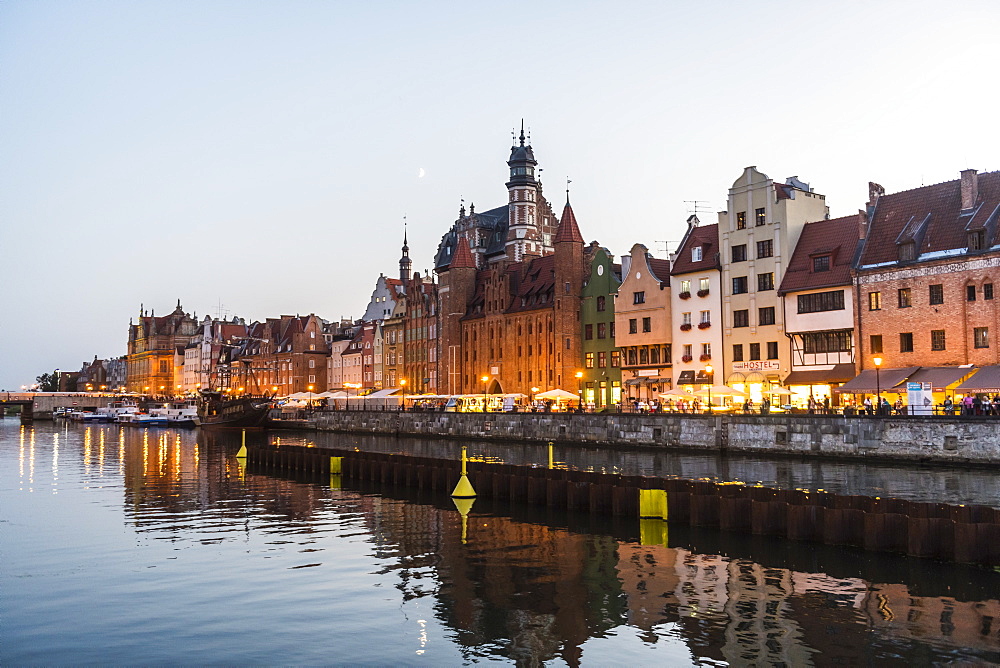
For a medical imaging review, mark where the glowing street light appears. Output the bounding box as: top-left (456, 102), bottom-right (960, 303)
top-left (575, 371), bottom-right (584, 411)
top-left (400, 378), bottom-right (407, 411)
top-left (481, 375), bottom-right (489, 413)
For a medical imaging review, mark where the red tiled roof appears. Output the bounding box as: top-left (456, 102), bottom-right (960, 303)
top-left (554, 202), bottom-right (584, 243)
top-left (779, 215), bottom-right (859, 294)
top-left (647, 258), bottom-right (671, 284)
top-left (670, 224), bottom-right (719, 275)
top-left (858, 171), bottom-right (1000, 267)
top-left (449, 234), bottom-right (477, 269)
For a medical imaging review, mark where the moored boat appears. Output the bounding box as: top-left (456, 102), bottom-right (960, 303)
top-left (197, 391), bottom-right (272, 429)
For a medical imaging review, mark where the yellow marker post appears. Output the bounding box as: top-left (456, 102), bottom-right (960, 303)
top-left (329, 456), bottom-right (342, 475)
top-left (329, 474), bottom-right (342, 490)
top-left (451, 446), bottom-right (477, 498)
top-left (638, 489), bottom-right (668, 520)
top-left (639, 519), bottom-right (669, 546)
top-left (548, 441), bottom-right (554, 469)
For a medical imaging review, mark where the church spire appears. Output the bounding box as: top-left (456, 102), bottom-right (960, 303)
top-left (399, 216), bottom-right (412, 287)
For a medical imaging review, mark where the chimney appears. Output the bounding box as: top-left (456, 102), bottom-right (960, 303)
top-left (961, 169), bottom-right (979, 210)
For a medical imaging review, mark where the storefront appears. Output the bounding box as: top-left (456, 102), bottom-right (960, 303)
top-left (783, 363), bottom-right (856, 408)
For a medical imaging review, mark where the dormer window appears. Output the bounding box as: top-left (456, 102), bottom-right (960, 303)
top-left (691, 246), bottom-right (703, 262)
top-left (812, 255), bottom-right (830, 272)
top-left (898, 242), bottom-right (916, 262)
top-left (969, 230), bottom-right (986, 251)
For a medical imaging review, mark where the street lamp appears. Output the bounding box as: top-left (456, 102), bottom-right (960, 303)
top-left (575, 371), bottom-right (584, 412)
top-left (531, 386), bottom-right (539, 410)
top-left (307, 384), bottom-right (314, 409)
top-left (481, 375), bottom-right (489, 413)
top-left (873, 356), bottom-right (883, 415)
top-left (705, 364), bottom-right (713, 413)
top-left (399, 378), bottom-right (407, 412)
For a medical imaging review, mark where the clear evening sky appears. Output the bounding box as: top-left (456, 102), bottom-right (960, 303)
top-left (2, 1), bottom-right (997, 390)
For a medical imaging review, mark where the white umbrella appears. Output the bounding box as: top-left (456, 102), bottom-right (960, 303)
top-left (693, 385), bottom-right (748, 397)
top-left (534, 389), bottom-right (579, 400)
top-left (659, 388), bottom-right (694, 397)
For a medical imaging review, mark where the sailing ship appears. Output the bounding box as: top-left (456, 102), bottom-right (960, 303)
top-left (197, 347), bottom-right (274, 429)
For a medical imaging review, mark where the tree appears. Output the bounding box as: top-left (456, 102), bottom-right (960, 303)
top-left (35, 372), bottom-right (59, 392)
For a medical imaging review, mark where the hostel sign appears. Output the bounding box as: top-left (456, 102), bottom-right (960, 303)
top-left (732, 361), bottom-right (780, 372)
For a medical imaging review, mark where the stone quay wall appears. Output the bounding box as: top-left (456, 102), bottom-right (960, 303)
top-left (312, 410), bottom-right (1000, 465)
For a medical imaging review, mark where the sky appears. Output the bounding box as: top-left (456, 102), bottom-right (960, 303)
top-left (2, 0), bottom-right (998, 390)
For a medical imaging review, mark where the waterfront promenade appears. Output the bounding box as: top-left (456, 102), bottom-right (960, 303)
top-left (297, 409), bottom-right (1000, 466)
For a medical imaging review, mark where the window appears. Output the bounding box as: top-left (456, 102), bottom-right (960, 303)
top-left (733, 276), bottom-right (748, 294)
top-left (898, 288), bottom-right (911, 308)
top-left (611, 351), bottom-right (621, 367)
top-left (733, 309), bottom-right (749, 327)
top-left (683, 344), bottom-right (692, 359)
top-left (812, 255), bottom-right (830, 272)
top-left (585, 352), bottom-right (594, 368)
top-left (736, 211), bottom-right (746, 230)
top-left (597, 322), bottom-right (606, 339)
top-left (642, 317), bottom-right (651, 333)
top-left (702, 343), bottom-right (712, 357)
top-left (802, 331), bottom-right (851, 353)
top-left (756, 239), bottom-right (773, 258)
top-left (699, 277), bottom-right (710, 292)
top-left (732, 244), bottom-right (747, 262)
top-left (598, 351), bottom-right (607, 367)
top-left (596, 296), bottom-right (606, 312)
top-left (766, 341), bottom-right (778, 359)
top-left (308, 374), bottom-right (316, 383)
top-left (969, 230), bottom-right (986, 251)
top-left (680, 280), bottom-right (691, 294)
top-left (899, 243), bottom-right (916, 262)
top-left (628, 318), bottom-right (637, 334)
top-left (757, 272), bottom-right (774, 291)
top-left (682, 311), bottom-right (692, 325)
top-left (609, 322), bottom-right (615, 337)
top-left (985, 283), bottom-right (994, 300)
top-left (650, 347), bottom-right (659, 364)
top-left (797, 290), bottom-right (845, 313)
top-left (733, 344), bottom-right (744, 361)
top-left (692, 246), bottom-right (703, 262)
top-left (700, 310), bottom-right (711, 324)
top-left (931, 330), bottom-right (946, 351)
top-left (639, 348), bottom-right (648, 364)
top-left (584, 324), bottom-right (593, 340)
top-left (749, 343), bottom-right (761, 360)
top-left (633, 291), bottom-right (645, 304)
top-left (753, 208), bottom-right (765, 226)
top-left (967, 285), bottom-right (977, 301)
top-left (975, 327), bottom-right (989, 349)
top-left (929, 284), bottom-right (944, 305)
top-left (870, 334), bottom-right (883, 354)
top-left (758, 306), bottom-right (775, 326)
top-left (900, 332), bottom-right (913, 352)
top-left (868, 291), bottom-right (882, 311)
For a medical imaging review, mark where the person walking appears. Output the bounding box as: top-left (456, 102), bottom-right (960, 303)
top-left (863, 396), bottom-right (873, 415)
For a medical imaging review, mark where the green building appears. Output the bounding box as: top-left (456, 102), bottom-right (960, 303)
top-left (580, 245), bottom-right (622, 409)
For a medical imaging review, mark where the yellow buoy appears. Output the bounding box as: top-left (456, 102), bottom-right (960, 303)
top-left (236, 444), bottom-right (247, 459)
top-left (451, 446), bottom-right (477, 498)
top-left (452, 496), bottom-right (476, 544)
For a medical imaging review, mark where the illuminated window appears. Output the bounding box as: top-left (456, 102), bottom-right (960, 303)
top-left (868, 292), bottom-right (881, 310)
top-left (585, 352), bottom-right (594, 368)
top-left (736, 211), bottom-right (746, 230)
top-left (898, 288), bottom-right (911, 308)
top-left (755, 208), bottom-right (766, 226)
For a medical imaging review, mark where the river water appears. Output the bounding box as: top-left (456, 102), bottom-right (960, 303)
top-left (3, 419), bottom-right (1000, 666)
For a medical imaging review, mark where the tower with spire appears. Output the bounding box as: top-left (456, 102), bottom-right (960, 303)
top-left (504, 120), bottom-right (542, 263)
top-left (399, 219), bottom-right (412, 290)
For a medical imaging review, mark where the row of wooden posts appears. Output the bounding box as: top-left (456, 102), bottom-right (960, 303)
top-left (239, 441), bottom-right (1000, 567)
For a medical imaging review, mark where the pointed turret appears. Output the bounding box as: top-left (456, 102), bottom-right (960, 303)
top-left (449, 234), bottom-right (477, 269)
top-left (554, 200), bottom-right (584, 244)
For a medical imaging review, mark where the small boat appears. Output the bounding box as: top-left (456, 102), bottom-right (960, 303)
top-left (197, 391), bottom-right (272, 429)
top-left (97, 400), bottom-right (141, 423)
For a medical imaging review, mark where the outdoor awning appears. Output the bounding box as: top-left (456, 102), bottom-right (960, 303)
top-left (726, 372), bottom-right (746, 384)
top-left (677, 370), bottom-right (695, 385)
top-left (836, 366), bottom-right (919, 393)
top-left (744, 371), bottom-right (766, 383)
top-left (625, 377), bottom-right (670, 385)
top-left (956, 366), bottom-right (1000, 392)
top-left (365, 388), bottom-right (402, 398)
top-left (892, 366), bottom-right (975, 392)
top-left (784, 363), bottom-right (856, 386)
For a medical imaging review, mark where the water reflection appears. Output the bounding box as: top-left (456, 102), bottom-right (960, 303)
top-left (4, 421), bottom-right (1000, 666)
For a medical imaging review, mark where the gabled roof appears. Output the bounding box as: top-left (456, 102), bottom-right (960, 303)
top-left (647, 258), bottom-right (671, 284)
top-left (779, 215), bottom-right (859, 294)
top-left (858, 171), bottom-right (1000, 267)
top-left (670, 223), bottom-right (719, 275)
top-left (554, 201), bottom-right (584, 243)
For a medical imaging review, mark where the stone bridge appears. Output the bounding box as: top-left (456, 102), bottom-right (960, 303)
top-left (1, 392), bottom-right (116, 420)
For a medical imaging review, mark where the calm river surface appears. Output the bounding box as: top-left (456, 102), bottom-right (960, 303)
top-left (3, 419), bottom-right (1000, 666)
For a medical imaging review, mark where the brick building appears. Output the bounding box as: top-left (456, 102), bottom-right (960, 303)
top-left (854, 170), bottom-right (1000, 372)
top-left (233, 314), bottom-right (329, 394)
top-left (126, 301), bottom-right (199, 393)
top-left (434, 129), bottom-right (590, 398)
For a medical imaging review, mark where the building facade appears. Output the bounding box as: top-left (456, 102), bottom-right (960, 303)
top-left (580, 244), bottom-right (622, 409)
top-left (126, 301), bottom-right (199, 394)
